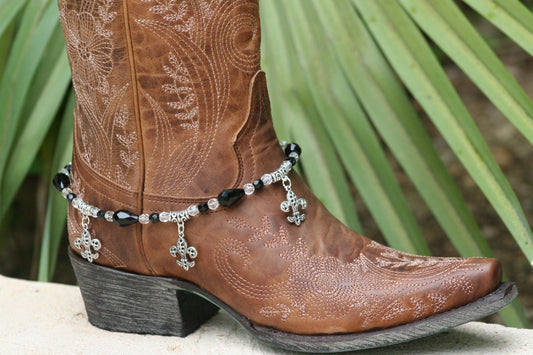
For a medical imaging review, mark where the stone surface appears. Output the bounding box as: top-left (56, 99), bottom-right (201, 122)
top-left (0, 274), bottom-right (532, 355)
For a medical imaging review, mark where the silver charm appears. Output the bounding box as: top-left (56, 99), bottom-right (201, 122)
top-left (280, 175), bottom-right (307, 226)
top-left (169, 210), bottom-right (197, 270)
top-left (74, 214), bottom-right (101, 262)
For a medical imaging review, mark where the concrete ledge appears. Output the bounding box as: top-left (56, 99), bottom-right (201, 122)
top-left (0, 275), bottom-right (531, 354)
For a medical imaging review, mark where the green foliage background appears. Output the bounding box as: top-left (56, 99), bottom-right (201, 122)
top-left (1, 0), bottom-right (532, 327)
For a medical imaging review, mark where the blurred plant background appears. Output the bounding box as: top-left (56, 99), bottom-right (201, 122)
top-left (1, 0), bottom-right (532, 327)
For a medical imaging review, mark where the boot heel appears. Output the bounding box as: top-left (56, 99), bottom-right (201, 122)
top-left (68, 248), bottom-right (219, 336)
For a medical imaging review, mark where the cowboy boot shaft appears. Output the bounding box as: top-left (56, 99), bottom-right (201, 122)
top-left (61, 0), bottom-right (264, 194)
top-left (59, 0), bottom-right (279, 273)
top-left (129, 0), bottom-right (265, 198)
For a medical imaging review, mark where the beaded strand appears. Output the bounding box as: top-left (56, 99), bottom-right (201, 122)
top-left (54, 142), bottom-right (302, 226)
top-left (53, 142), bottom-right (305, 269)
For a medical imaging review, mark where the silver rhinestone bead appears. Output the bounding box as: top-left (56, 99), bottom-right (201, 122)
top-left (90, 206), bottom-right (99, 218)
top-left (208, 198), bottom-right (219, 210)
top-left (105, 211), bottom-right (114, 222)
top-left (187, 205), bottom-right (199, 217)
top-left (139, 213), bottom-right (150, 224)
top-left (261, 173), bottom-right (273, 185)
top-left (159, 212), bottom-right (170, 223)
top-left (288, 151), bottom-right (299, 162)
top-left (72, 198), bottom-right (80, 208)
top-left (279, 140), bottom-right (287, 149)
top-left (61, 188), bottom-right (72, 198)
top-left (244, 183), bottom-right (255, 195)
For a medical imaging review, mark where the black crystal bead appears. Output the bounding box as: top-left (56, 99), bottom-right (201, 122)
top-left (97, 210), bottom-right (106, 220)
top-left (284, 143), bottom-right (301, 157)
top-left (53, 173), bottom-right (70, 192)
top-left (198, 202), bottom-right (209, 212)
top-left (287, 157), bottom-right (297, 166)
top-left (253, 179), bottom-right (264, 190)
top-left (149, 213), bottom-right (159, 223)
top-left (113, 210), bottom-right (139, 227)
top-left (218, 188), bottom-right (245, 207)
top-left (64, 163), bottom-right (72, 174)
top-left (66, 193), bottom-right (76, 202)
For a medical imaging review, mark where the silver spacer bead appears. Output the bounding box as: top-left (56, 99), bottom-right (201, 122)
top-left (79, 201), bottom-right (89, 214)
top-left (279, 140), bottom-right (288, 149)
top-left (61, 188), bottom-right (72, 198)
top-left (170, 211), bottom-right (179, 222)
top-left (171, 210), bottom-right (190, 223)
top-left (72, 198), bottom-right (80, 208)
top-left (243, 183), bottom-right (255, 195)
top-left (208, 198), bottom-right (219, 210)
top-left (90, 206), bottom-right (99, 218)
top-left (288, 151), bottom-right (299, 162)
top-left (187, 205), bottom-right (199, 217)
top-left (271, 168), bottom-right (286, 183)
top-left (159, 212), bottom-right (170, 223)
top-left (261, 173), bottom-right (273, 185)
top-left (281, 160), bottom-right (292, 171)
top-left (139, 213), bottom-right (150, 224)
top-left (105, 211), bottom-right (114, 222)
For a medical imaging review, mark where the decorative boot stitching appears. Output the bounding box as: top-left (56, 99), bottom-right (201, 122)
top-left (214, 217), bottom-right (484, 327)
top-left (59, 0), bottom-right (139, 189)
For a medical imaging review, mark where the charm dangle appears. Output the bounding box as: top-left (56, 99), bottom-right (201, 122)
top-left (74, 214), bottom-right (101, 262)
top-left (55, 142), bottom-right (308, 265)
top-left (169, 210), bottom-right (197, 270)
top-left (280, 175), bottom-right (307, 226)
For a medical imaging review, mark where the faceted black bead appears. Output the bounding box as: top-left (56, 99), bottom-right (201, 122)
top-left (97, 210), bottom-right (106, 220)
top-left (113, 210), bottom-right (139, 227)
top-left (198, 202), bottom-right (209, 212)
top-left (67, 193), bottom-right (76, 202)
top-left (287, 157), bottom-right (297, 166)
top-left (218, 188), bottom-right (245, 207)
top-left (253, 179), bottom-right (264, 190)
top-left (53, 173), bottom-right (70, 192)
top-left (284, 143), bottom-right (301, 157)
top-left (64, 163), bottom-right (72, 174)
top-left (149, 213), bottom-right (159, 223)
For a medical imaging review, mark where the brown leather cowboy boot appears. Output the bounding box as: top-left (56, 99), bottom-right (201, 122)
top-left (55, 0), bottom-right (516, 352)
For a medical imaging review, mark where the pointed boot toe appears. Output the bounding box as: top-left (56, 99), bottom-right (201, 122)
top-left (465, 257), bottom-right (503, 300)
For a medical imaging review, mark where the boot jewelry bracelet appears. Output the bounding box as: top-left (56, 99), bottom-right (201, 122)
top-left (53, 142), bottom-right (305, 270)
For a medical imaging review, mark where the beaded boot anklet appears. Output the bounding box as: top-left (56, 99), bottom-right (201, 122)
top-left (53, 142), bottom-right (305, 270)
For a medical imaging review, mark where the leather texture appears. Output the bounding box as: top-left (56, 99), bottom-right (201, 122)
top-left (59, 0), bottom-right (502, 335)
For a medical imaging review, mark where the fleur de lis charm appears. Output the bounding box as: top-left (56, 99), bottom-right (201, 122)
top-left (74, 214), bottom-right (101, 262)
top-left (280, 176), bottom-right (307, 226)
top-left (169, 211), bottom-right (197, 270)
